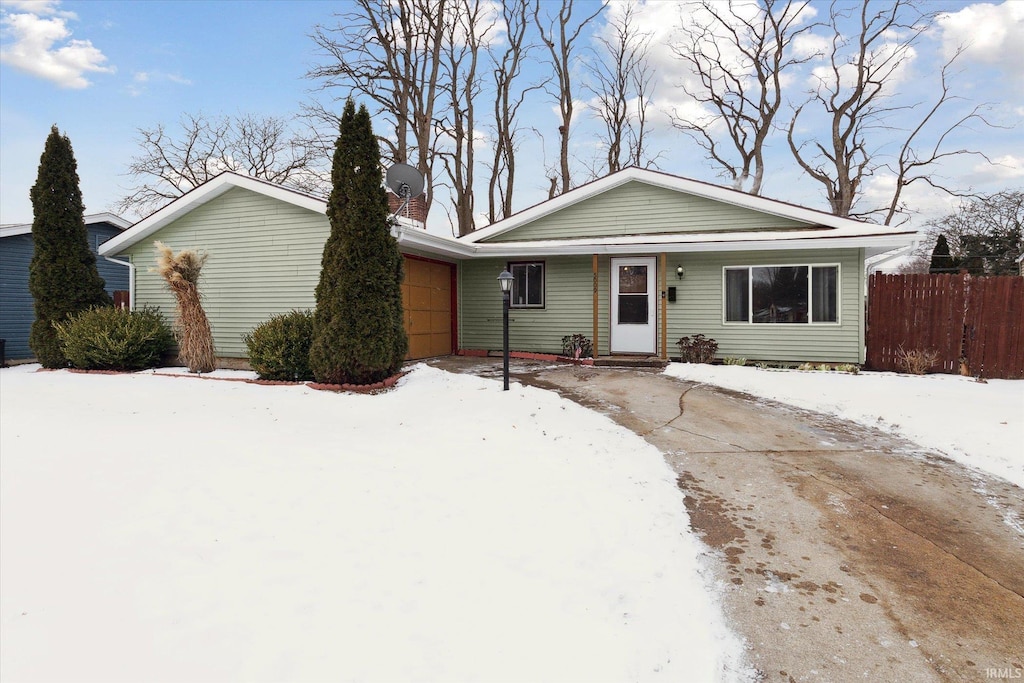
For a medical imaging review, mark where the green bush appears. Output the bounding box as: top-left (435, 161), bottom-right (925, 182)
top-left (723, 357), bottom-right (747, 366)
top-left (561, 333), bottom-right (594, 359)
top-left (244, 310), bottom-right (314, 381)
top-left (55, 306), bottom-right (174, 370)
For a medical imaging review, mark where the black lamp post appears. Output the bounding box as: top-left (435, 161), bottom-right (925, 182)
top-left (497, 269), bottom-right (513, 391)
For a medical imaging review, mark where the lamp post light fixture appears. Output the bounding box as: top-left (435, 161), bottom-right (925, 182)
top-left (497, 269), bottom-right (514, 391)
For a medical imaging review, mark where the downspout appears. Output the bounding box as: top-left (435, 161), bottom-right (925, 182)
top-left (103, 256), bottom-right (135, 311)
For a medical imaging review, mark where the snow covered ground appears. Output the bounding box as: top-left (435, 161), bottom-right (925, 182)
top-left (0, 364), bottom-right (743, 683)
top-left (664, 363), bottom-right (1024, 490)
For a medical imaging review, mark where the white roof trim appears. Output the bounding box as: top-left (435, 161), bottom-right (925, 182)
top-left (394, 225), bottom-right (475, 259)
top-left (469, 232), bottom-right (916, 258)
top-left (465, 167), bottom-right (899, 243)
top-left (100, 172), bottom-right (328, 256)
top-left (1, 212), bottom-right (130, 239)
top-left (394, 221), bottom-right (916, 259)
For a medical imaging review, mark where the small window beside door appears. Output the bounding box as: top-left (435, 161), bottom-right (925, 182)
top-left (509, 261), bottom-right (545, 308)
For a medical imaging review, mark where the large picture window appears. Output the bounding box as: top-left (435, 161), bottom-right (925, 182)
top-left (509, 261), bottom-right (545, 308)
top-left (724, 265), bottom-right (839, 324)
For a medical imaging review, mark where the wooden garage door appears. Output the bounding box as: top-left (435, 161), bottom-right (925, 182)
top-left (402, 256), bottom-right (454, 359)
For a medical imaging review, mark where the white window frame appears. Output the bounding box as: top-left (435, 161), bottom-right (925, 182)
top-left (721, 263), bottom-right (841, 325)
top-left (508, 261), bottom-right (545, 309)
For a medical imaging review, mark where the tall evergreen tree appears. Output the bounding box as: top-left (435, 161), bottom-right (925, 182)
top-left (28, 125), bottom-right (111, 367)
top-left (928, 234), bottom-right (957, 274)
top-left (310, 100), bottom-right (407, 385)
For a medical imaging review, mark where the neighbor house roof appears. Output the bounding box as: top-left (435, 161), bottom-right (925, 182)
top-left (0, 212), bottom-right (130, 239)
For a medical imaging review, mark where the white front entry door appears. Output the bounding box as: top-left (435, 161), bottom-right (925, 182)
top-left (610, 257), bottom-right (657, 354)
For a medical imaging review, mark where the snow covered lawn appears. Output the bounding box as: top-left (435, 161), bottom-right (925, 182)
top-left (0, 364), bottom-right (740, 682)
top-left (665, 363), bottom-right (1024, 489)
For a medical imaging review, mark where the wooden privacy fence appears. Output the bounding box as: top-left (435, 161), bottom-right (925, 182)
top-left (866, 273), bottom-right (1024, 379)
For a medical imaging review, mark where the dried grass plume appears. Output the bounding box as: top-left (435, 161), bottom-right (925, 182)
top-left (153, 241), bottom-right (216, 373)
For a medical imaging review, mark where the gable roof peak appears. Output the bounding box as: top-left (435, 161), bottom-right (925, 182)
top-left (464, 167), bottom-right (883, 243)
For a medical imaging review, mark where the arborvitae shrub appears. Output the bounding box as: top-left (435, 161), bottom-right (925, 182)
top-left (310, 98), bottom-right (407, 385)
top-left (244, 310), bottom-right (314, 381)
top-left (55, 306), bottom-right (174, 370)
top-left (28, 125), bottom-right (111, 367)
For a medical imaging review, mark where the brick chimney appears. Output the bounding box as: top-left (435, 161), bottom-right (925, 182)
top-left (388, 193), bottom-right (427, 228)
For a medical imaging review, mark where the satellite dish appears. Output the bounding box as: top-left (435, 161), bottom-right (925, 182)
top-left (386, 163), bottom-right (425, 221)
top-left (386, 163), bottom-right (424, 200)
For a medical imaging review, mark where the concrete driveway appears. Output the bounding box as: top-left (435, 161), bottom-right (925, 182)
top-left (428, 357), bottom-right (1024, 682)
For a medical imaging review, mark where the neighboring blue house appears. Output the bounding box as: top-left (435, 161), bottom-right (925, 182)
top-left (0, 213), bottom-right (131, 361)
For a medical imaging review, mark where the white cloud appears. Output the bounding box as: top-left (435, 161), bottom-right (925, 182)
top-left (937, 1), bottom-right (1024, 72)
top-left (0, 3), bottom-right (113, 89)
top-left (975, 154), bottom-right (1024, 181)
top-left (1, 0), bottom-right (74, 18)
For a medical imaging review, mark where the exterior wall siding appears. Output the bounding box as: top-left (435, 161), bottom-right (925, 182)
top-left (120, 187), bottom-right (330, 358)
top-left (486, 181), bottom-right (807, 242)
top-left (0, 234), bottom-right (35, 360)
top-left (460, 256), bottom-right (598, 355)
top-left (0, 223), bottom-right (128, 360)
top-left (459, 248), bottom-right (865, 364)
top-left (666, 248), bottom-right (864, 364)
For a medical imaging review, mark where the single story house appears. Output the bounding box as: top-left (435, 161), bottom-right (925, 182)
top-left (1, 213), bottom-right (131, 361)
top-left (98, 168), bottom-right (916, 365)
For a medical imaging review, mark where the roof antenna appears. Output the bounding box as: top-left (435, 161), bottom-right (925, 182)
top-left (385, 163), bottom-right (424, 220)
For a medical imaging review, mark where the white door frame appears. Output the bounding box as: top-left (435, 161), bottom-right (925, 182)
top-left (610, 256), bottom-right (657, 354)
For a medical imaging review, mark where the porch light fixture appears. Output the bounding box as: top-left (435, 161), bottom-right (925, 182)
top-left (676, 265), bottom-right (686, 279)
top-left (497, 270), bottom-right (514, 391)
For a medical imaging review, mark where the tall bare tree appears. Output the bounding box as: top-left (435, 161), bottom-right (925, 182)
top-left (787, 0), bottom-right (991, 223)
top-left (308, 0), bottom-right (446, 216)
top-left (585, 1), bottom-right (657, 176)
top-left (436, 0), bottom-right (497, 235)
top-left (672, 0), bottom-right (818, 195)
top-left (534, 0), bottom-right (604, 195)
top-left (487, 0), bottom-right (539, 223)
top-left (117, 112), bottom-right (324, 217)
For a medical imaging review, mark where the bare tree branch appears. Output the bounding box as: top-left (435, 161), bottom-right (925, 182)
top-left (117, 112), bottom-right (327, 217)
top-left (584, 1), bottom-right (660, 177)
top-left (308, 0), bottom-right (447, 217)
top-left (672, 0), bottom-right (819, 194)
top-left (487, 0), bottom-right (542, 223)
top-left (534, 0), bottom-right (604, 195)
top-left (787, 0), bottom-right (995, 224)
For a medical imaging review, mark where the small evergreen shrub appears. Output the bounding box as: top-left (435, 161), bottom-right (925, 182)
top-left (677, 334), bottom-right (718, 363)
top-left (55, 306), bottom-right (174, 370)
top-left (561, 333), bottom-right (594, 359)
top-left (723, 357), bottom-right (747, 366)
top-left (244, 310), bottom-right (315, 381)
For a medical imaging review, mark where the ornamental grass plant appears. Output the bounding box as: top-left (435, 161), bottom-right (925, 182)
top-left (154, 241), bottom-right (216, 373)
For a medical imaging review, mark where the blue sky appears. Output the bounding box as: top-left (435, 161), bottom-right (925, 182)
top-left (1, 0), bottom-right (1022, 235)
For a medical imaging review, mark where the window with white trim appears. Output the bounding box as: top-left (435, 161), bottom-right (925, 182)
top-left (509, 261), bottom-right (545, 308)
top-left (724, 265), bottom-right (839, 324)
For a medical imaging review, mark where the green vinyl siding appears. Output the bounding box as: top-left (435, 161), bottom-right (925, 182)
top-left (485, 181), bottom-right (808, 242)
top-left (666, 248), bottom-right (864, 363)
top-left (460, 248), bottom-right (864, 364)
top-left (460, 256), bottom-right (598, 355)
top-left (119, 187), bottom-right (329, 358)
